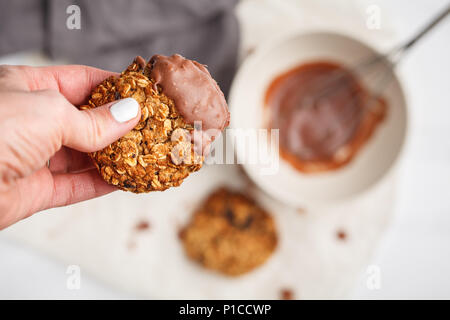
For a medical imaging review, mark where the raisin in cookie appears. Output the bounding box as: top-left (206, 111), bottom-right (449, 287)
top-left (180, 188), bottom-right (278, 276)
top-left (80, 55), bottom-right (229, 193)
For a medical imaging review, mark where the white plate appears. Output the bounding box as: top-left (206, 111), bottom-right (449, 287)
top-left (229, 31), bottom-right (408, 207)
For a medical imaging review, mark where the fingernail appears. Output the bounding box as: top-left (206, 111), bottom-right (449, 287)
top-left (109, 98), bottom-right (139, 123)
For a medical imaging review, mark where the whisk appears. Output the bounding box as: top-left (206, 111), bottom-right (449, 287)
top-left (314, 4), bottom-right (450, 103)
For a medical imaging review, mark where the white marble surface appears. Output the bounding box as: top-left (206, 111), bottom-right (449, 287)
top-left (350, 0), bottom-right (450, 299)
top-left (0, 0), bottom-right (449, 299)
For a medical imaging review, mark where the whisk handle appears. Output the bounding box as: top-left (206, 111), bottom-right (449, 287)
top-left (390, 4), bottom-right (450, 62)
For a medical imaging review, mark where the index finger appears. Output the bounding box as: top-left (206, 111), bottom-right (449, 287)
top-left (3, 64), bottom-right (118, 105)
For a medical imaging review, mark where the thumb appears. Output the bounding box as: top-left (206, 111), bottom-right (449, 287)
top-left (62, 98), bottom-right (141, 152)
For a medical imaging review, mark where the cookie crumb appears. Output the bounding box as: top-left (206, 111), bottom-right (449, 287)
top-left (280, 289), bottom-right (294, 300)
top-left (337, 230), bottom-right (347, 240)
top-left (135, 220), bottom-right (150, 231)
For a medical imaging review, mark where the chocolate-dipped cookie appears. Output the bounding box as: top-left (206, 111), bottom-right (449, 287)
top-left (80, 55), bottom-right (229, 193)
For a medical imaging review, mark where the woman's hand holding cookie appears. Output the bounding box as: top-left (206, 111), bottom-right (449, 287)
top-left (0, 65), bottom-right (141, 229)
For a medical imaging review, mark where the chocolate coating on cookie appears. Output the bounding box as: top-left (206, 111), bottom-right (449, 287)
top-left (147, 54), bottom-right (229, 151)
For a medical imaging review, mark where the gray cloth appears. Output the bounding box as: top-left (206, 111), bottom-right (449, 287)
top-left (0, 0), bottom-right (239, 95)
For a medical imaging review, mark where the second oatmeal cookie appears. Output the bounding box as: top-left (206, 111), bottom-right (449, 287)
top-left (180, 188), bottom-right (278, 276)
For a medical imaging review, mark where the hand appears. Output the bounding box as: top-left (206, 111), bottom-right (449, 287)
top-left (0, 64), bottom-right (141, 229)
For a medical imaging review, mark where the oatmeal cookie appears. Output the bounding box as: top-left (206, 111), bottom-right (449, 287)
top-left (80, 55), bottom-right (229, 193)
top-left (180, 188), bottom-right (278, 276)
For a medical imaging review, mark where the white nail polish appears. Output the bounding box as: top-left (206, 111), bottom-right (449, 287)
top-left (110, 98), bottom-right (139, 123)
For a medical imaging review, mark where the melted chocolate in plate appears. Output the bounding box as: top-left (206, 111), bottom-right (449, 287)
top-left (229, 31), bottom-right (408, 206)
top-left (265, 61), bottom-right (387, 173)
